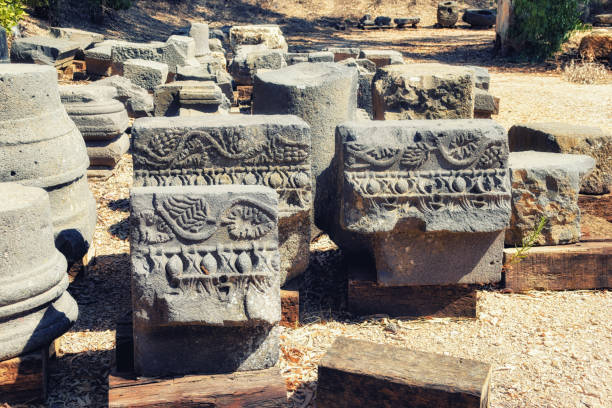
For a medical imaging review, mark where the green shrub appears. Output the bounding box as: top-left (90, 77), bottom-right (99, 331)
top-left (0, 0), bottom-right (26, 31)
top-left (510, 0), bottom-right (586, 61)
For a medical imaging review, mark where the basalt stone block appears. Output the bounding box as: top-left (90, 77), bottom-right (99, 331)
top-left (437, 1), bottom-right (460, 27)
top-left (0, 65), bottom-right (96, 264)
top-left (85, 40), bottom-right (120, 76)
top-left (340, 58), bottom-right (376, 119)
top-left (189, 22), bottom-right (210, 57)
top-left (229, 45), bottom-right (286, 85)
top-left (466, 65), bottom-right (490, 90)
top-left (308, 51), bottom-right (334, 63)
top-left (0, 183), bottom-right (78, 361)
top-left (50, 27), bottom-right (104, 52)
top-left (86, 132), bottom-right (130, 167)
top-left (358, 49), bottom-right (404, 67)
top-left (154, 81), bottom-right (227, 117)
top-left (508, 123), bottom-right (612, 194)
top-left (1, 27), bottom-right (8, 63)
top-left (373, 63), bottom-right (475, 120)
top-left (130, 185), bottom-right (281, 377)
top-left (59, 84), bottom-right (130, 141)
top-left (123, 59), bottom-right (169, 92)
top-left (331, 120), bottom-right (511, 286)
top-left (111, 37), bottom-right (198, 75)
top-left (132, 115), bottom-right (312, 284)
top-left (252, 62), bottom-right (358, 232)
top-left (95, 75), bottom-right (154, 118)
top-left (506, 151), bottom-right (595, 246)
top-left (463, 9), bottom-right (497, 28)
top-left (229, 25), bottom-right (288, 53)
top-left (10, 36), bottom-right (79, 67)
top-left (284, 52), bottom-right (309, 65)
top-left (474, 88), bottom-right (499, 118)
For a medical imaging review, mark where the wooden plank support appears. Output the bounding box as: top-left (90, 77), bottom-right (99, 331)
top-left (347, 262), bottom-right (478, 318)
top-left (317, 337), bottom-right (491, 408)
top-left (108, 368), bottom-right (288, 407)
top-left (503, 241), bottom-right (612, 292)
top-left (0, 348), bottom-right (49, 405)
top-left (280, 290), bottom-right (299, 328)
top-left (579, 193), bottom-right (612, 223)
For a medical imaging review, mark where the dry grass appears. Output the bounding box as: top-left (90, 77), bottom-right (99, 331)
top-left (563, 60), bottom-right (611, 84)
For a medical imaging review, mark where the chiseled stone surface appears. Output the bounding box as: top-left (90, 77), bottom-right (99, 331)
top-left (130, 185), bottom-right (281, 376)
top-left (373, 63), bottom-right (475, 120)
top-left (358, 49), bottom-right (404, 67)
top-left (86, 132), bottom-right (130, 167)
top-left (0, 183), bottom-right (78, 361)
top-left (123, 59), bottom-right (169, 92)
top-left (95, 75), bottom-right (154, 118)
top-left (59, 84), bottom-right (129, 141)
top-left (506, 151), bottom-right (595, 246)
top-left (111, 36), bottom-right (198, 74)
top-left (340, 58), bottom-right (376, 119)
top-left (508, 122), bottom-right (612, 194)
top-left (229, 44), bottom-right (286, 85)
top-left (252, 62), bottom-right (358, 232)
top-left (131, 115), bottom-right (312, 284)
top-left (50, 27), bottom-right (104, 50)
top-left (154, 80), bottom-right (228, 117)
top-left (229, 24), bottom-right (288, 52)
top-left (331, 119), bottom-right (511, 286)
top-left (0, 64), bottom-right (96, 263)
top-left (10, 36), bottom-right (79, 66)
top-left (188, 22), bottom-right (210, 57)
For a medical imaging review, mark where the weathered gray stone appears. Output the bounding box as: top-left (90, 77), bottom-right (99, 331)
top-left (358, 49), bottom-right (404, 67)
top-left (373, 63), bottom-right (475, 120)
top-left (50, 27), bottom-right (104, 50)
top-left (508, 123), bottom-right (612, 194)
top-left (252, 62), bottom-right (358, 232)
top-left (176, 64), bottom-right (216, 81)
top-left (123, 59), bottom-right (169, 92)
top-left (474, 88), bottom-right (499, 118)
top-left (462, 9), bottom-right (497, 27)
top-left (132, 115), bottom-right (312, 284)
top-left (229, 25), bottom-right (288, 53)
top-left (95, 75), bottom-right (154, 118)
top-left (59, 84), bottom-right (129, 141)
top-left (84, 39), bottom-right (120, 76)
top-left (130, 185), bottom-right (281, 376)
top-left (189, 22), bottom-right (210, 57)
top-left (394, 17), bottom-right (421, 28)
top-left (340, 58), bottom-right (376, 119)
top-left (209, 38), bottom-right (224, 53)
top-left (0, 183), bottom-right (78, 361)
top-left (230, 45), bottom-right (286, 85)
top-left (154, 80), bottom-right (228, 117)
top-left (308, 51), bottom-right (334, 63)
top-left (1, 27), bottom-right (8, 63)
top-left (86, 132), bottom-right (129, 167)
top-left (325, 47), bottom-right (360, 62)
top-left (437, 1), bottom-right (460, 27)
top-left (506, 151), bottom-right (595, 246)
top-left (330, 120), bottom-right (511, 286)
top-left (10, 36), bottom-right (79, 67)
top-left (284, 52), bottom-right (309, 65)
top-left (466, 65), bottom-right (490, 90)
top-left (111, 37), bottom-right (198, 75)
top-left (0, 65), bottom-right (96, 263)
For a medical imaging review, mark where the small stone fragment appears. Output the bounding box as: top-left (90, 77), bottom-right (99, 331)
top-left (123, 59), bottom-right (169, 92)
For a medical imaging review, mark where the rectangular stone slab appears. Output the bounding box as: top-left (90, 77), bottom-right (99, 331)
top-left (317, 337), bottom-right (491, 408)
top-left (130, 185), bottom-right (281, 376)
top-left (131, 115), bottom-right (312, 284)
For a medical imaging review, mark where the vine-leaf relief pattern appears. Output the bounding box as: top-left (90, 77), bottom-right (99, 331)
top-left (221, 201), bottom-right (276, 240)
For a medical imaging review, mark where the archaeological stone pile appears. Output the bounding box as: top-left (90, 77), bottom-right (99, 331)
top-left (2, 18), bottom-right (610, 406)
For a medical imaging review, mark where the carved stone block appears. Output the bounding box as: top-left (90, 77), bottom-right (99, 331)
top-left (153, 80), bottom-right (227, 117)
top-left (130, 185), bottom-right (281, 377)
top-left (331, 120), bottom-right (511, 286)
top-left (132, 115), bottom-right (311, 284)
top-left (229, 25), bottom-right (288, 53)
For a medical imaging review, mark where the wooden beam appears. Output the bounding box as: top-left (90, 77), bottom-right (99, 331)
top-left (317, 337), bottom-right (491, 408)
top-left (0, 348), bottom-right (48, 405)
top-left (503, 241), bottom-right (612, 292)
top-left (280, 290), bottom-right (299, 328)
top-left (108, 368), bottom-right (288, 407)
top-left (579, 193), bottom-right (612, 223)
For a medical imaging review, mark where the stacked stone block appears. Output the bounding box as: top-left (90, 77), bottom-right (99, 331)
top-left (0, 183), bottom-right (78, 361)
top-left (0, 65), bottom-right (96, 264)
top-left (130, 185), bottom-right (281, 376)
top-left (131, 115), bottom-right (312, 284)
top-left (59, 84), bottom-right (130, 174)
top-left (123, 59), bottom-right (169, 92)
top-left (154, 81), bottom-right (228, 117)
top-left (229, 25), bottom-right (288, 53)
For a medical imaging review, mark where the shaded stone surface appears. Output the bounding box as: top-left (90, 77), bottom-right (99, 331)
top-left (474, 88), bottom-right (499, 118)
top-left (308, 51), bottom-right (334, 62)
top-left (130, 185), bottom-right (281, 376)
top-left (59, 84), bottom-right (129, 141)
top-left (50, 27), bottom-right (104, 51)
top-left (1, 27), bottom-right (8, 63)
top-left (462, 9), bottom-right (497, 27)
top-left (0, 64), bottom-right (96, 263)
top-left (0, 183), bottom-right (78, 361)
top-left (229, 25), bottom-right (288, 53)
top-left (229, 45), bottom-right (286, 85)
top-left (340, 58), bottom-right (376, 119)
top-left (506, 151), bottom-right (595, 246)
top-left (84, 39), bottom-right (119, 76)
top-left (10, 36), bottom-right (79, 67)
top-left (95, 75), bottom-right (154, 118)
top-left (154, 80), bottom-right (228, 117)
top-left (252, 62), bottom-right (358, 232)
top-left (508, 122), bottom-right (612, 194)
top-left (123, 59), bottom-right (169, 92)
top-left (357, 49), bottom-right (403, 67)
top-left (86, 132), bottom-right (129, 167)
top-left (330, 119), bottom-right (511, 286)
top-left (131, 115), bottom-right (312, 284)
top-left (373, 63), bottom-right (475, 120)
top-left (111, 36), bottom-right (198, 75)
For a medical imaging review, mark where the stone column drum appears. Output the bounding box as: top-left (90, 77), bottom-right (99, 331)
top-left (330, 120), bottom-right (511, 286)
top-left (131, 115), bottom-right (312, 285)
top-left (0, 65), bottom-right (97, 264)
top-left (0, 183), bottom-right (78, 361)
top-left (252, 62), bottom-right (358, 232)
top-left (130, 185), bottom-right (281, 377)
